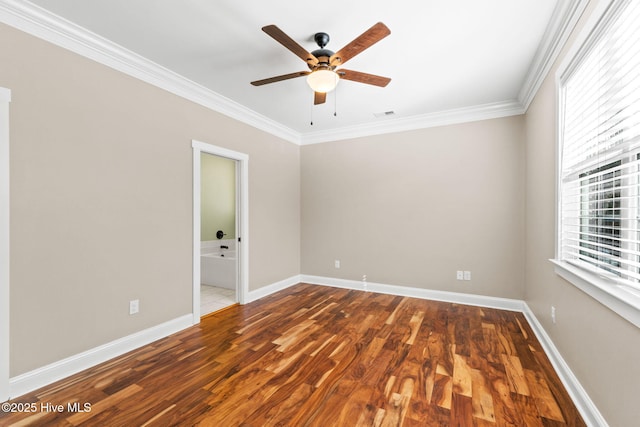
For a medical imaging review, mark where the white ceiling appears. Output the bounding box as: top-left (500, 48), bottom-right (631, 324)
top-left (10, 0), bottom-right (563, 142)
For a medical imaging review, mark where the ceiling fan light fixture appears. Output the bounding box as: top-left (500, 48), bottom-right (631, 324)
top-left (306, 69), bottom-right (339, 93)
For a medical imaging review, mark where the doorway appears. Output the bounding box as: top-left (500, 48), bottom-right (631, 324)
top-left (200, 152), bottom-right (237, 315)
top-left (192, 140), bottom-right (248, 323)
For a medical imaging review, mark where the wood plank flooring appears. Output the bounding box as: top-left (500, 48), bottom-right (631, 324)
top-left (0, 283), bottom-right (586, 426)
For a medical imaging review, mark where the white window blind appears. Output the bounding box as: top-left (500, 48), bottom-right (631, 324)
top-left (559, 0), bottom-right (640, 289)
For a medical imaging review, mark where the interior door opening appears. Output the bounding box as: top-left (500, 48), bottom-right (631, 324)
top-left (192, 140), bottom-right (249, 323)
top-left (199, 152), bottom-right (238, 316)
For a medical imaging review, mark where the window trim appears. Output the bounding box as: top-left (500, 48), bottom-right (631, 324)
top-left (553, 0), bottom-right (640, 328)
top-left (551, 259), bottom-right (640, 327)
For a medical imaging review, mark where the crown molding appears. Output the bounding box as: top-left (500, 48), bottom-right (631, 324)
top-left (0, 0), bottom-right (302, 144)
top-left (300, 99), bottom-right (525, 145)
top-left (0, 0), bottom-right (584, 146)
top-left (517, 0), bottom-right (589, 110)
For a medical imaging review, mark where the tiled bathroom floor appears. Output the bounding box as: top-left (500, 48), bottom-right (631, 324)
top-left (201, 284), bottom-right (236, 315)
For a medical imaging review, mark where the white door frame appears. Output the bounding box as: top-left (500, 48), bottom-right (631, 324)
top-left (1, 87), bottom-right (12, 401)
top-left (192, 140), bottom-right (248, 323)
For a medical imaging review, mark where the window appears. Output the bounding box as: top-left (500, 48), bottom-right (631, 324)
top-left (555, 0), bottom-right (640, 327)
top-left (577, 160), bottom-right (623, 276)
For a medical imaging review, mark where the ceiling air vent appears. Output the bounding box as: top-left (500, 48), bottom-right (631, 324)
top-left (374, 110), bottom-right (395, 118)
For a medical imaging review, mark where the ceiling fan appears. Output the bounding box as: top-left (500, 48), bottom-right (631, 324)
top-left (251, 22), bottom-right (391, 105)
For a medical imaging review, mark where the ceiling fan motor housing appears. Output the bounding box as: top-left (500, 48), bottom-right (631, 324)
top-left (309, 49), bottom-right (334, 66)
top-left (309, 32), bottom-right (335, 69)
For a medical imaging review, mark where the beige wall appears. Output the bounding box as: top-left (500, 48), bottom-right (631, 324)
top-left (1, 23), bottom-right (300, 376)
top-left (524, 1), bottom-right (640, 425)
top-left (3, 3), bottom-right (639, 423)
top-left (301, 117), bottom-right (526, 299)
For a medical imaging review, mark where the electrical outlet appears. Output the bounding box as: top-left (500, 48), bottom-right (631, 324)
top-left (551, 306), bottom-right (556, 324)
top-left (362, 274), bottom-right (368, 291)
top-left (463, 271), bottom-right (471, 281)
top-left (456, 271), bottom-right (464, 280)
top-left (334, 260), bottom-right (340, 269)
top-left (129, 299), bottom-right (139, 315)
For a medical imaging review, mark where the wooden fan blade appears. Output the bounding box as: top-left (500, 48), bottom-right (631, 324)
top-left (314, 91), bottom-right (327, 105)
top-left (251, 71), bottom-right (310, 86)
top-left (262, 25), bottom-right (319, 66)
top-left (330, 22), bottom-right (390, 66)
top-left (337, 69), bottom-right (391, 87)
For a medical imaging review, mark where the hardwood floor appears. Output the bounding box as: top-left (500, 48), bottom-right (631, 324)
top-left (1, 283), bottom-right (586, 426)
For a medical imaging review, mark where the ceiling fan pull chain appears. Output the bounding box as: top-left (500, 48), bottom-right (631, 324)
top-left (310, 98), bottom-right (314, 125)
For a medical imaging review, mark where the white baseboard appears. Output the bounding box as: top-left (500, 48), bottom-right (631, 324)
top-left (7, 274), bottom-right (303, 400)
top-left (300, 274), bottom-right (525, 312)
top-left (246, 274), bottom-right (302, 303)
top-left (522, 304), bottom-right (608, 427)
top-left (6, 275), bottom-right (607, 426)
top-left (9, 314), bottom-right (192, 399)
